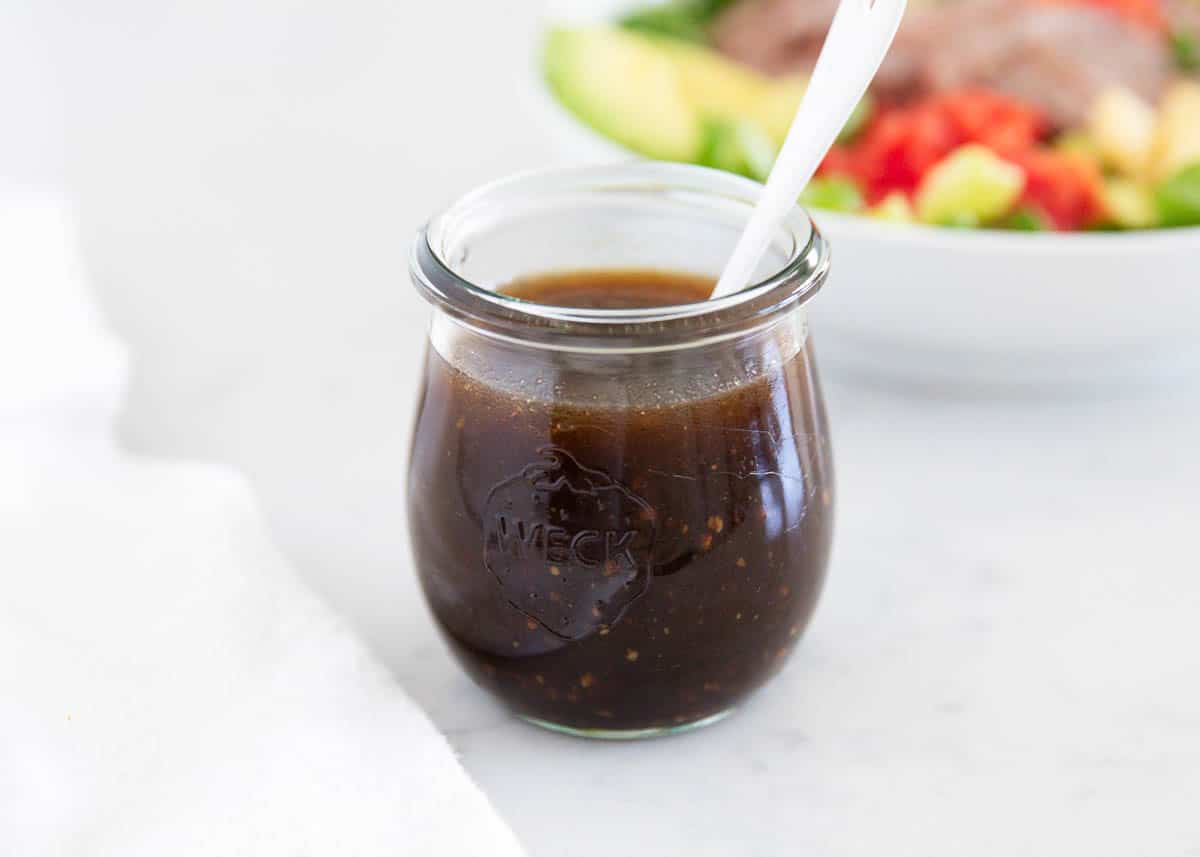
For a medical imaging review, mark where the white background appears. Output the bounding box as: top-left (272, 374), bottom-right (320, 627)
top-left (5, 3), bottom-right (1200, 855)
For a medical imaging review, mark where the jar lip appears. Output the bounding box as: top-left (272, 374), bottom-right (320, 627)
top-left (410, 163), bottom-right (830, 349)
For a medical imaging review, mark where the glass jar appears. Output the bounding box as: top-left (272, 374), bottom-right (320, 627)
top-left (407, 163), bottom-right (833, 738)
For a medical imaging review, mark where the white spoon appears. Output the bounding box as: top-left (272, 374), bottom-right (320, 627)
top-left (710, 0), bottom-right (908, 299)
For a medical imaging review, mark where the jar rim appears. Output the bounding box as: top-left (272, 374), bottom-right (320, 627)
top-left (410, 163), bottom-right (830, 350)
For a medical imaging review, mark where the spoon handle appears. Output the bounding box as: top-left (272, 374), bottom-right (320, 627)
top-left (711, 0), bottom-right (907, 299)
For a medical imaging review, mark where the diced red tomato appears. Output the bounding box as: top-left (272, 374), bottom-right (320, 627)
top-left (818, 88), bottom-right (1108, 228)
top-left (940, 90), bottom-right (1046, 156)
top-left (1009, 149), bottom-right (1105, 230)
top-left (818, 146), bottom-right (859, 183)
top-left (820, 89), bottom-right (1047, 204)
top-left (1039, 0), bottom-right (1167, 32)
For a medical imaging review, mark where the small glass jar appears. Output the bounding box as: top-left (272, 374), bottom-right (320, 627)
top-left (408, 163), bottom-right (834, 738)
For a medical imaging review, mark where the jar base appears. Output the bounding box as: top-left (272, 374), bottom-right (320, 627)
top-left (518, 708), bottom-right (736, 740)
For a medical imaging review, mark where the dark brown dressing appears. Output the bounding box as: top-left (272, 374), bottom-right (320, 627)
top-left (503, 268), bottom-right (715, 308)
top-left (408, 270), bottom-right (833, 732)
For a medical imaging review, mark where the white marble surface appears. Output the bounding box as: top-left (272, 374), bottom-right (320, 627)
top-left (80, 213), bottom-right (1200, 855)
top-left (114, 337), bottom-right (1200, 857)
top-left (75, 142), bottom-right (1200, 857)
top-left (16, 0), bottom-right (1200, 853)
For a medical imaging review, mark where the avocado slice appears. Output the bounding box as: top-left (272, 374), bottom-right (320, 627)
top-left (914, 144), bottom-right (1026, 226)
top-left (1103, 177), bottom-right (1160, 229)
top-left (543, 27), bottom-right (704, 162)
top-left (698, 118), bottom-right (777, 180)
top-left (543, 26), bottom-right (816, 165)
top-left (652, 37), bottom-right (806, 145)
top-left (800, 177), bottom-right (865, 213)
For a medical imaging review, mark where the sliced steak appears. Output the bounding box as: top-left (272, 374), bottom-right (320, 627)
top-left (898, 0), bottom-right (1174, 125)
top-left (1167, 0), bottom-right (1200, 43)
top-left (712, 0), bottom-right (1176, 127)
top-left (711, 0), bottom-right (840, 76)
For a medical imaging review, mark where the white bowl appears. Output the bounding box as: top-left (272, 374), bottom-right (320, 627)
top-left (527, 5), bottom-right (1200, 389)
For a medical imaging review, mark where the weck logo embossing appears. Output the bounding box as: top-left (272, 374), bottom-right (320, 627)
top-left (483, 447), bottom-right (657, 639)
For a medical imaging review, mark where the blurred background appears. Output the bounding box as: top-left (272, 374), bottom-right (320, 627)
top-left (3, 0), bottom-right (553, 653)
top-left (5, 2), bottom-right (1199, 855)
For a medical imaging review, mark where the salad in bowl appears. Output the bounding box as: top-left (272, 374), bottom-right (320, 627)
top-left (535, 0), bottom-right (1200, 386)
top-left (543, 0), bottom-right (1200, 231)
